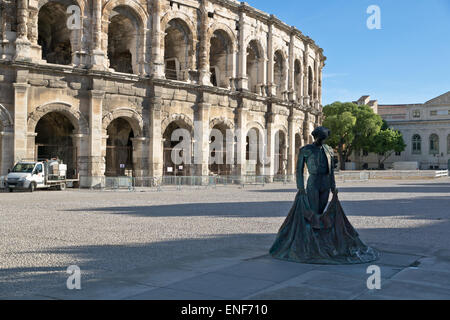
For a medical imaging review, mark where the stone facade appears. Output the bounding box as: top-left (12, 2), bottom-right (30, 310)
top-left (0, 0), bottom-right (325, 186)
top-left (353, 93), bottom-right (450, 170)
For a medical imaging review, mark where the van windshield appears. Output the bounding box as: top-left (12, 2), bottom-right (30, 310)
top-left (12, 163), bottom-right (35, 173)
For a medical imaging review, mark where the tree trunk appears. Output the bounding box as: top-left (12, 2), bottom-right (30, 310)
top-left (338, 145), bottom-right (345, 170)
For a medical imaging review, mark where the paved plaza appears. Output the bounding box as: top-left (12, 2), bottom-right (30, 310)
top-left (1, 178), bottom-right (450, 300)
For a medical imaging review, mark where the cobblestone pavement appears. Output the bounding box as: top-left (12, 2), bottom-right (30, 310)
top-left (1, 178), bottom-right (449, 299)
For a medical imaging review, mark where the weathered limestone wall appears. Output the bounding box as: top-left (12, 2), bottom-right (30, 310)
top-left (0, 0), bottom-right (325, 186)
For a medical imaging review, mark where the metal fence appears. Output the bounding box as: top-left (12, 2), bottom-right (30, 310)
top-left (75, 175), bottom-right (296, 192)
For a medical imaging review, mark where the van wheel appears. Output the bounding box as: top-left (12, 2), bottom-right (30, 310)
top-left (29, 182), bottom-right (36, 193)
top-left (58, 183), bottom-right (66, 191)
top-left (9, 188), bottom-right (13, 193)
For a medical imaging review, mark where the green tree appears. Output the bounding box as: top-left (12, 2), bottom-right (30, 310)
top-left (323, 102), bottom-right (383, 170)
top-left (369, 128), bottom-right (406, 169)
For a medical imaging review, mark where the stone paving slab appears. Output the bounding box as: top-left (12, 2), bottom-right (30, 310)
top-left (214, 259), bottom-right (317, 282)
top-left (166, 272), bottom-right (276, 300)
top-left (245, 285), bottom-right (357, 300)
top-left (355, 280), bottom-right (450, 300)
top-left (390, 268), bottom-right (450, 290)
top-left (126, 287), bottom-right (222, 300)
top-left (41, 279), bottom-right (156, 300)
top-left (376, 252), bottom-right (423, 267)
top-left (316, 262), bottom-right (403, 280)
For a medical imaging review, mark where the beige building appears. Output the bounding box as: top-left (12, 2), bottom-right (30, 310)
top-left (0, 0), bottom-right (326, 186)
top-left (353, 92), bottom-right (450, 170)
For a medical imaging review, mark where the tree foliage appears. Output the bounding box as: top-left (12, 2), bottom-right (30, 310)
top-left (323, 102), bottom-right (383, 170)
top-left (369, 127), bottom-right (406, 169)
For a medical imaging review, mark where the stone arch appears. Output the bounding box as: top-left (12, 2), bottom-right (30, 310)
top-left (161, 11), bottom-right (197, 41)
top-left (102, 108), bottom-right (145, 138)
top-left (246, 121), bottom-right (266, 134)
top-left (161, 113), bottom-right (194, 135)
top-left (37, 0), bottom-right (85, 11)
top-left (102, 1), bottom-right (148, 75)
top-left (273, 49), bottom-right (288, 98)
top-left (162, 14), bottom-right (197, 80)
top-left (209, 117), bottom-right (235, 130)
top-left (207, 23), bottom-right (237, 52)
top-left (36, 0), bottom-right (84, 65)
top-left (208, 25), bottom-right (236, 87)
top-left (102, 0), bottom-right (148, 26)
top-left (246, 39), bottom-right (266, 94)
top-left (0, 104), bottom-right (13, 131)
top-left (27, 102), bottom-right (89, 135)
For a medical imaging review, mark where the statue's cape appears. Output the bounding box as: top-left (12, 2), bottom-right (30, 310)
top-left (270, 191), bottom-right (379, 265)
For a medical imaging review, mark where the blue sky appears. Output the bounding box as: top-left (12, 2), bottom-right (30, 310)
top-left (246, 0), bottom-right (450, 105)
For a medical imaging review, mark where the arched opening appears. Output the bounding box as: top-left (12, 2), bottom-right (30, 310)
top-left (308, 66), bottom-right (313, 97)
top-left (246, 40), bottom-right (263, 94)
top-left (412, 134), bottom-right (422, 155)
top-left (164, 19), bottom-right (192, 81)
top-left (209, 30), bottom-right (233, 88)
top-left (274, 130), bottom-right (287, 176)
top-left (209, 123), bottom-right (232, 175)
top-left (274, 51), bottom-right (286, 98)
top-left (163, 121), bottom-right (193, 176)
top-left (38, 1), bottom-right (72, 65)
top-left (107, 6), bottom-right (141, 74)
top-left (429, 134), bottom-right (439, 155)
top-left (105, 118), bottom-right (134, 177)
top-left (35, 112), bottom-right (77, 178)
top-left (294, 60), bottom-right (302, 101)
top-left (295, 133), bottom-right (302, 167)
top-left (246, 127), bottom-right (264, 175)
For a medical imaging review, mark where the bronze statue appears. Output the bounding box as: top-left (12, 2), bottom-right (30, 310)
top-left (270, 126), bottom-right (379, 264)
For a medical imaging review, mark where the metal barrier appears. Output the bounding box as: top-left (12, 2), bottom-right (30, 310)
top-left (0, 176), bottom-right (5, 191)
top-left (77, 175), bottom-right (298, 191)
top-left (435, 170), bottom-right (449, 178)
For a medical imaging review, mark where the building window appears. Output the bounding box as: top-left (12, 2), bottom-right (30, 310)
top-left (412, 110), bottom-right (421, 118)
top-left (447, 134), bottom-right (450, 154)
top-left (395, 151), bottom-right (401, 156)
top-left (430, 110), bottom-right (437, 116)
top-left (429, 134), bottom-right (439, 155)
top-left (363, 150), bottom-right (369, 157)
top-left (412, 134), bottom-right (421, 154)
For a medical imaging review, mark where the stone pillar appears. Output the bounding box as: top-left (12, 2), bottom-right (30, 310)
top-left (198, 0), bottom-right (211, 86)
top-left (131, 137), bottom-right (147, 179)
top-left (237, 10), bottom-right (248, 90)
top-left (90, 0), bottom-right (107, 70)
top-left (314, 59), bottom-right (319, 107)
top-left (303, 43), bottom-right (310, 106)
top-left (265, 114), bottom-right (275, 180)
top-left (288, 32), bottom-right (296, 101)
top-left (71, 134), bottom-right (88, 179)
top-left (319, 60), bottom-right (324, 106)
top-left (13, 81), bottom-right (29, 163)
top-left (194, 101), bottom-right (211, 178)
top-left (236, 103), bottom-right (248, 178)
top-left (27, 0), bottom-right (43, 63)
top-left (287, 110), bottom-right (296, 178)
top-left (151, 0), bottom-right (165, 78)
top-left (149, 95), bottom-right (163, 178)
top-left (267, 23), bottom-right (276, 96)
top-left (303, 113), bottom-right (310, 145)
top-left (86, 90), bottom-right (105, 187)
top-left (26, 132), bottom-right (37, 160)
top-left (14, 0), bottom-right (31, 61)
top-left (0, 131), bottom-right (14, 175)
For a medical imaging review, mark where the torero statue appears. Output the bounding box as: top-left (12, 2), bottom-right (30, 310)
top-left (270, 126), bottom-right (379, 265)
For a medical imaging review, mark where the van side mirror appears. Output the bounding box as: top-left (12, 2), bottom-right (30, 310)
top-left (7, 169), bottom-right (11, 173)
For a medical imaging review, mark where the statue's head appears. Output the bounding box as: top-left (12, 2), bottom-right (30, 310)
top-left (312, 126), bottom-right (331, 144)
